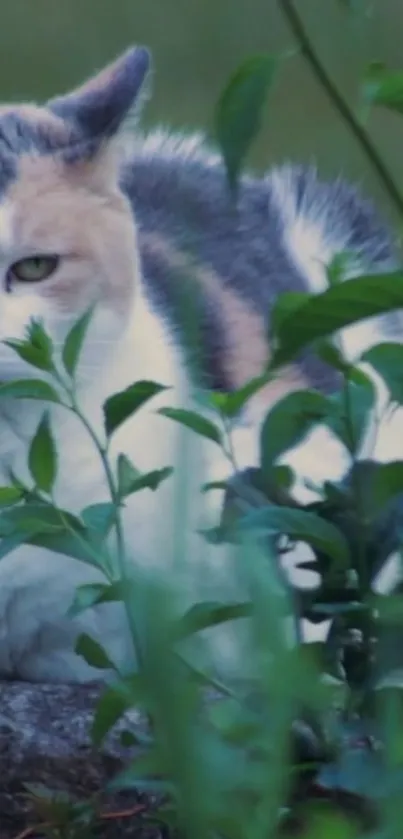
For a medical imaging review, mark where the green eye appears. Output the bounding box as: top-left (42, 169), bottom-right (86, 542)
top-left (9, 255), bottom-right (60, 283)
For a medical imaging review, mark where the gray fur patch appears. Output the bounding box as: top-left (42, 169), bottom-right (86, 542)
top-left (124, 131), bottom-right (398, 393)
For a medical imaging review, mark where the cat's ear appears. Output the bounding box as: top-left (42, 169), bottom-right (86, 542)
top-left (48, 46), bottom-right (151, 141)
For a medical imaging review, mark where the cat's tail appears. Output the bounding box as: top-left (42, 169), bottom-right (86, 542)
top-left (267, 163), bottom-right (400, 360)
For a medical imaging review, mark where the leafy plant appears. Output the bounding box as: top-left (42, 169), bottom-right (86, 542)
top-left (6, 2), bottom-right (403, 838)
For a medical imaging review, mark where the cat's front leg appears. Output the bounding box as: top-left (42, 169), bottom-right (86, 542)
top-left (0, 544), bottom-right (134, 682)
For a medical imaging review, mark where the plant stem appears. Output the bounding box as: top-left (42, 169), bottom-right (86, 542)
top-left (279, 0), bottom-right (403, 220)
top-left (221, 414), bottom-right (303, 644)
top-left (68, 396), bottom-right (143, 668)
top-left (342, 374), bottom-right (369, 591)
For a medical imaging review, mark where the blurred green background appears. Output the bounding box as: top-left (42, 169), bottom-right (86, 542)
top-left (0, 0), bottom-right (402, 223)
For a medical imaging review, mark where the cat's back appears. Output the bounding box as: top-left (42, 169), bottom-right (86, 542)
top-left (121, 129), bottom-right (397, 396)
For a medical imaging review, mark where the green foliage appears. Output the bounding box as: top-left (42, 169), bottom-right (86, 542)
top-left (75, 632), bottom-right (117, 671)
top-left (158, 406), bottom-right (223, 445)
top-left (7, 11), bottom-right (403, 838)
top-left (214, 54), bottom-right (278, 193)
top-left (241, 505), bottom-right (350, 567)
top-left (363, 343), bottom-right (403, 404)
top-left (5, 319), bottom-right (55, 372)
top-left (363, 62), bottom-right (403, 116)
top-left (0, 377), bottom-right (61, 402)
top-left (62, 306), bottom-right (94, 378)
top-left (270, 273), bottom-right (403, 368)
top-left (260, 390), bottom-right (332, 478)
top-left (28, 412), bottom-right (57, 494)
top-left (104, 380), bottom-right (167, 437)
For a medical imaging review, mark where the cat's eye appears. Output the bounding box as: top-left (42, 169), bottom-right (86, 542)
top-left (8, 255), bottom-right (60, 284)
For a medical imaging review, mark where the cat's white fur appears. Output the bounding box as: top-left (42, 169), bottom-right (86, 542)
top-left (0, 42), bottom-right (400, 684)
top-left (0, 151), bottom-right (400, 682)
top-left (0, 231), bottom-right (255, 681)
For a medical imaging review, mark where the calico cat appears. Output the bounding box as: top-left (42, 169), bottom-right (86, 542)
top-left (0, 45), bottom-right (400, 682)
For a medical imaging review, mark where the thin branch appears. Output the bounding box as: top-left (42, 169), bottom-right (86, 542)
top-left (279, 0), bottom-right (403, 220)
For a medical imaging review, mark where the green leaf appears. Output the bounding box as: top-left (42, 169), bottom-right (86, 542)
top-left (0, 502), bottom-right (108, 568)
top-left (118, 466), bottom-right (174, 499)
top-left (4, 340), bottom-right (52, 372)
top-left (104, 380), bottom-right (167, 438)
top-left (327, 368), bottom-right (376, 453)
top-left (75, 633), bottom-right (116, 671)
top-left (29, 528), bottom-right (108, 569)
top-left (359, 461), bottom-right (403, 517)
top-left (363, 63), bottom-right (403, 116)
top-left (116, 454), bottom-right (140, 496)
top-left (28, 412), bottom-right (57, 493)
top-left (370, 594), bottom-right (403, 625)
top-left (0, 378), bottom-right (61, 402)
top-left (271, 291), bottom-right (311, 338)
top-left (176, 601), bottom-right (252, 639)
top-left (158, 407), bottom-right (222, 445)
top-left (214, 54), bottom-right (278, 192)
top-left (0, 502), bottom-right (72, 538)
top-left (326, 250), bottom-right (357, 286)
top-left (81, 502), bottom-right (116, 536)
top-left (119, 730), bottom-right (140, 747)
top-left (210, 372), bottom-right (270, 418)
top-left (270, 272), bottom-right (403, 368)
top-left (362, 342), bottom-right (403, 403)
top-left (0, 486), bottom-right (23, 507)
top-left (91, 684), bottom-right (132, 746)
top-left (68, 581), bottom-right (126, 618)
top-left (241, 505), bottom-right (350, 567)
top-left (260, 390), bottom-right (333, 477)
top-left (91, 676), bottom-right (146, 747)
top-left (62, 306), bottom-right (94, 377)
top-left (315, 339), bottom-right (349, 373)
top-left (4, 319), bottom-right (54, 372)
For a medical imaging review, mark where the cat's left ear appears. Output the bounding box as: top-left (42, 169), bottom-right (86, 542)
top-left (48, 46), bottom-right (151, 141)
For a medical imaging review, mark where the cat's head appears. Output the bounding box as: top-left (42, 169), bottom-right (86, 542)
top-left (0, 46), bottom-right (150, 379)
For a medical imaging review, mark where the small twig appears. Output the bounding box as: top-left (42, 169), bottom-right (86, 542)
top-left (13, 805), bottom-right (146, 839)
top-left (101, 802), bottom-right (146, 820)
top-left (279, 0), bottom-right (403, 220)
top-left (13, 825), bottom-right (50, 839)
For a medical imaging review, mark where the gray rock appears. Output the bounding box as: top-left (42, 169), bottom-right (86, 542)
top-left (0, 679), bottom-right (156, 839)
